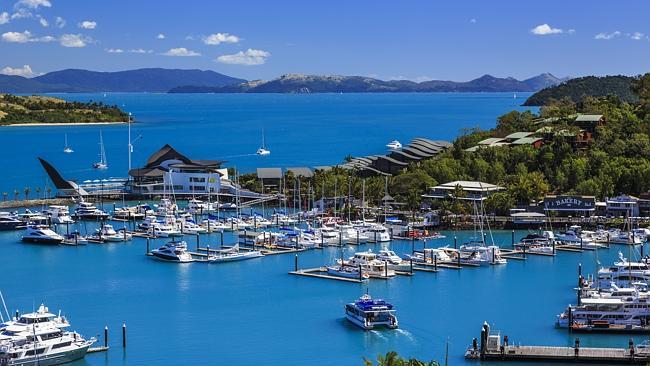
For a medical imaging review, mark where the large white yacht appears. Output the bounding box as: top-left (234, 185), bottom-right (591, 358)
top-left (404, 248), bottom-right (453, 264)
top-left (0, 304), bottom-right (95, 366)
top-left (556, 296), bottom-right (650, 329)
top-left (73, 201), bottom-right (109, 220)
top-left (460, 241), bottom-right (507, 265)
top-left (596, 252), bottom-right (650, 288)
top-left (151, 241), bottom-right (193, 262)
top-left (91, 224), bottom-right (132, 242)
top-left (0, 213), bottom-right (23, 231)
top-left (345, 293), bottom-right (398, 330)
top-left (42, 206), bottom-right (74, 225)
top-left (339, 251), bottom-right (396, 277)
top-left (21, 225), bottom-right (64, 245)
top-left (207, 244), bottom-right (264, 263)
top-left (377, 249), bottom-right (411, 271)
top-left (360, 224), bottom-right (391, 243)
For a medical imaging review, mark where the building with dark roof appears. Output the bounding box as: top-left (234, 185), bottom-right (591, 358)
top-left (128, 144), bottom-right (226, 196)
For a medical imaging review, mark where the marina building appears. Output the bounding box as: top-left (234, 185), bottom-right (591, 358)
top-left (605, 195), bottom-right (640, 218)
top-left (543, 195), bottom-right (595, 217)
top-left (423, 180), bottom-right (505, 201)
top-left (127, 144), bottom-right (225, 196)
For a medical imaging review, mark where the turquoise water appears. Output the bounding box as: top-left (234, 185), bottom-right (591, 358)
top-left (0, 225), bottom-right (641, 366)
top-left (0, 93), bottom-right (531, 195)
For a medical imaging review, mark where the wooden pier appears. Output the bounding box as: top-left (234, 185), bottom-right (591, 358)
top-left (466, 322), bottom-right (650, 364)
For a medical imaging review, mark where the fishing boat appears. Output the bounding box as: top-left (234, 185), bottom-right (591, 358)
top-left (42, 206), bottom-right (74, 225)
top-left (21, 225), bottom-right (63, 245)
top-left (377, 249), bottom-right (411, 271)
top-left (92, 131), bottom-right (108, 170)
top-left (345, 293), bottom-right (398, 330)
top-left (207, 244), bottom-right (264, 263)
top-left (63, 134), bottom-right (73, 154)
top-left (256, 130), bottom-right (271, 155)
top-left (0, 213), bottom-right (23, 231)
top-left (151, 241), bottom-right (193, 262)
top-left (386, 140), bottom-right (402, 151)
top-left (73, 201), bottom-right (109, 220)
top-left (0, 304), bottom-right (95, 365)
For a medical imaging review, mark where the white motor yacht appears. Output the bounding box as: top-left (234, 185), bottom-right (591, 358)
top-left (92, 224), bottom-right (132, 242)
top-left (73, 201), bottom-right (109, 220)
top-left (404, 248), bottom-right (453, 264)
top-left (207, 244), bottom-right (264, 263)
top-left (377, 249), bottom-right (411, 271)
top-left (42, 205), bottom-right (74, 225)
top-left (340, 251), bottom-right (396, 277)
top-left (151, 241), bottom-right (193, 262)
top-left (21, 225), bottom-right (64, 245)
top-left (361, 224), bottom-right (391, 243)
top-left (386, 140), bottom-right (402, 151)
top-left (0, 213), bottom-right (23, 231)
top-left (460, 242), bottom-right (507, 265)
top-left (326, 265), bottom-right (369, 280)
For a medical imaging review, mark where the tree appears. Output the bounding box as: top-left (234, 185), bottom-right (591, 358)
top-left (23, 187), bottom-right (30, 201)
top-left (484, 192), bottom-right (515, 215)
top-left (13, 189), bottom-right (19, 201)
top-left (364, 351), bottom-right (439, 366)
top-left (2, 192), bottom-right (6, 202)
top-left (632, 73), bottom-right (650, 117)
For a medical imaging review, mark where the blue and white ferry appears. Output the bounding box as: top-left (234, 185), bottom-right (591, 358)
top-left (345, 293), bottom-right (398, 330)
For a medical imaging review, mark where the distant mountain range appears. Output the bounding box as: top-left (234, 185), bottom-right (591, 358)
top-left (0, 68), bottom-right (567, 94)
top-left (169, 73), bottom-right (569, 94)
top-left (523, 75), bottom-right (638, 106)
top-left (0, 68), bottom-right (245, 93)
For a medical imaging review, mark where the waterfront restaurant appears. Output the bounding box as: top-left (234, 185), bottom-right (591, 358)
top-left (543, 195), bottom-right (595, 217)
top-left (127, 144), bottom-right (225, 196)
top-left (423, 180), bottom-right (505, 201)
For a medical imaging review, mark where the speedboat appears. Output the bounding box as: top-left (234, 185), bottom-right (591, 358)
top-left (340, 251), bottom-right (396, 277)
top-left (404, 248), bottom-right (453, 264)
top-left (179, 218), bottom-right (208, 235)
top-left (21, 225), bottom-right (64, 245)
top-left (386, 140), bottom-right (402, 151)
top-left (0, 304), bottom-right (95, 365)
top-left (207, 244), bottom-right (264, 263)
top-left (459, 242), bottom-right (507, 265)
top-left (151, 241), bottom-right (193, 262)
top-left (0, 212), bottom-right (23, 231)
top-left (514, 231), bottom-right (555, 254)
top-left (92, 224), bottom-right (132, 242)
top-left (345, 293), bottom-right (398, 330)
top-left (63, 231), bottom-right (88, 245)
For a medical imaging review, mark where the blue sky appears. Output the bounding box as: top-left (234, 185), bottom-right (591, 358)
top-left (0, 0), bottom-right (648, 81)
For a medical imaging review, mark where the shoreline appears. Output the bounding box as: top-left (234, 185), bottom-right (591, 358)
top-left (1, 121), bottom-right (129, 127)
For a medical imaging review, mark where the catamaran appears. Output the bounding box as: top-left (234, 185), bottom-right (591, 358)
top-left (256, 130), bottom-right (270, 155)
top-left (345, 293), bottom-right (398, 330)
top-left (92, 131), bottom-right (108, 170)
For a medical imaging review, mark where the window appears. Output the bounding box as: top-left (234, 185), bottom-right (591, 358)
top-left (191, 186), bottom-right (206, 191)
top-left (190, 177), bottom-right (206, 183)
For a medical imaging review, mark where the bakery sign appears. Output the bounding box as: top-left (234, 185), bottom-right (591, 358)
top-left (544, 195), bottom-right (595, 211)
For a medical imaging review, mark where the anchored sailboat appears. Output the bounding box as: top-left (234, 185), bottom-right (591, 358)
top-left (92, 131), bottom-right (108, 170)
top-left (63, 134), bottom-right (73, 153)
top-left (256, 129), bottom-right (270, 155)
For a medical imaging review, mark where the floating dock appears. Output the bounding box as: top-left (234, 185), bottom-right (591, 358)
top-left (289, 267), bottom-right (365, 283)
top-left (466, 322), bottom-right (650, 364)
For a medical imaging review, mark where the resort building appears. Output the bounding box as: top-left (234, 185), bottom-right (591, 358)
top-left (574, 114), bottom-right (605, 134)
top-left (423, 180), bottom-right (505, 201)
top-left (127, 144), bottom-right (226, 196)
top-left (605, 195), bottom-right (640, 218)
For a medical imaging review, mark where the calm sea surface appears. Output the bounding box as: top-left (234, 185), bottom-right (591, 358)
top-left (2, 93), bottom-right (633, 366)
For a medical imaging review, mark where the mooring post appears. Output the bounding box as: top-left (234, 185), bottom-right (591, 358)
top-left (553, 240), bottom-right (556, 255)
top-left (66, 222), bottom-right (69, 236)
top-left (580, 236), bottom-right (583, 251)
top-left (410, 258), bottom-right (413, 274)
top-left (523, 243), bottom-right (526, 259)
top-left (294, 254), bottom-right (298, 271)
top-left (146, 237), bottom-right (150, 254)
top-left (434, 254), bottom-right (437, 271)
top-left (339, 229), bottom-right (342, 247)
top-left (356, 230), bottom-right (359, 245)
top-left (492, 247), bottom-right (495, 265)
top-left (196, 233), bottom-right (200, 250)
top-left (511, 230), bottom-right (514, 247)
top-left (454, 236), bottom-right (457, 249)
top-left (122, 323), bottom-right (126, 348)
top-left (104, 326), bottom-right (108, 348)
top-left (220, 231), bottom-right (224, 247)
top-left (457, 249), bottom-right (461, 268)
top-left (483, 232), bottom-right (487, 244)
top-left (358, 264), bottom-right (363, 282)
top-left (206, 244), bottom-right (210, 256)
top-left (384, 260), bottom-right (388, 277)
top-left (607, 232), bottom-right (610, 248)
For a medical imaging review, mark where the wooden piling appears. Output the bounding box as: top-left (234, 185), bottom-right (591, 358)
top-left (122, 323), bottom-right (126, 348)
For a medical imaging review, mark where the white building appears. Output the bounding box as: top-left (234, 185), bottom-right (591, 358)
top-left (423, 180), bottom-right (505, 201)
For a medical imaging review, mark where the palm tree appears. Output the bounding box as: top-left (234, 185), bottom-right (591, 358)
top-left (364, 352), bottom-right (439, 366)
top-left (13, 189), bottom-right (19, 201)
top-left (24, 187), bottom-right (30, 201)
top-left (2, 192), bottom-right (6, 202)
top-left (46, 187), bottom-right (52, 199)
top-left (35, 187), bottom-right (41, 199)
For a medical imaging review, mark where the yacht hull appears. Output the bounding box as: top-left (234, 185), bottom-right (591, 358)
top-left (21, 237), bottom-right (62, 245)
top-left (6, 343), bottom-right (90, 366)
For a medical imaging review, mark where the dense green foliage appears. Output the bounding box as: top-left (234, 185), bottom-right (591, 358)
top-left (244, 73), bottom-right (650, 215)
top-left (364, 351), bottom-right (440, 366)
top-left (523, 75), bottom-right (637, 106)
top-left (0, 94), bottom-right (129, 124)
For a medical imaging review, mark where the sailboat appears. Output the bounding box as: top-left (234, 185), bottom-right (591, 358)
top-left (63, 134), bottom-right (74, 153)
top-left (92, 131), bottom-right (108, 170)
top-left (256, 130), bottom-right (270, 155)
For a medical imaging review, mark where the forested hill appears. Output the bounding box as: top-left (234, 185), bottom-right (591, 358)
top-left (0, 94), bottom-right (129, 125)
top-left (523, 75), bottom-right (638, 106)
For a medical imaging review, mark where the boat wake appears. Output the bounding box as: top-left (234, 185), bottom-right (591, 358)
top-left (369, 330), bottom-right (388, 340)
top-left (395, 329), bottom-right (417, 343)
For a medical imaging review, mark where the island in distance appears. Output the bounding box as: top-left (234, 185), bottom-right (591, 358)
top-left (0, 68), bottom-right (566, 94)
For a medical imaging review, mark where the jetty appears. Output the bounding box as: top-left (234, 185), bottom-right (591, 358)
top-left (466, 322), bottom-right (650, 364)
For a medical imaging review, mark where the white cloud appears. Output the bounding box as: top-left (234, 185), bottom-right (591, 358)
top-left (2, 30), bottom-right (32, 42)
top-left (216, 48), bottom-right (270, 65)
top-left (0, 12), bottom-right (9, 24)
top-left (78, 20), bottom-right (96, 29)
top-left (129, 48), bottom-right (152, 54)
top-left (594, 31), bottom-right (621, 40)
top-left (162, 47), bottom-right (201, 56)
top-left (469, 18), bottom-right (477, 23)
top-left (59, 33), bottom-right (89, 47)
top-left (14, 0), bottom-right (51, 9)
top-left (630, 32), bottom-right (645, 41)
top-left (531, 24), bottom-right (565, 35)
top-left (11, 9), bottom-right (32, 19)
top-left (37, 15), bottom-right (48, 27)
top-left (1, 64), bottom-right (36, 77)
top-left (54, 16), bottom-right (65, 28)
top-left (156, 33), bottom-right (165, 39)
top-left (203, 32), bottom-right (240, 45)
top-left (106, 48), bottom-right (123, 53)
